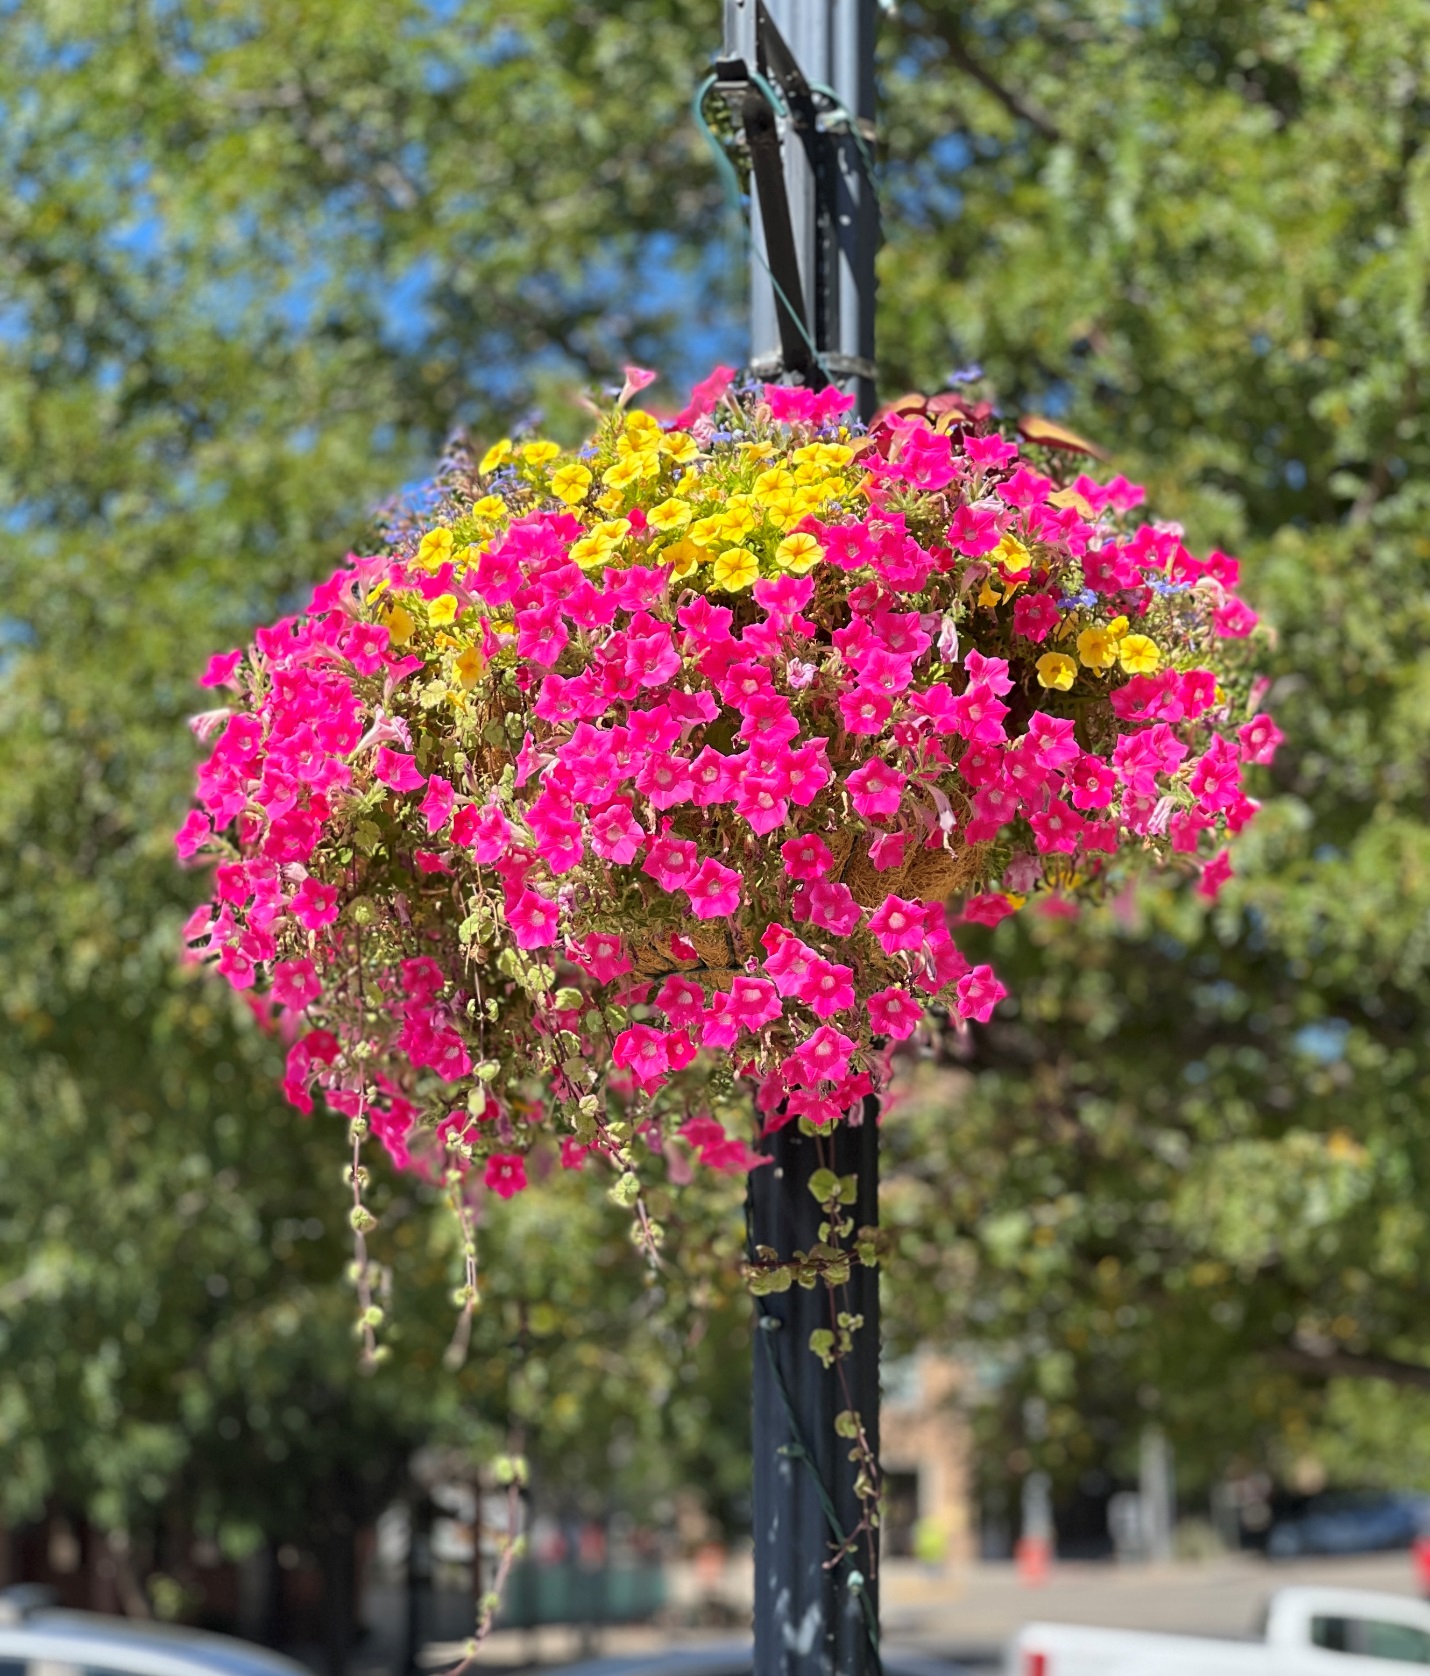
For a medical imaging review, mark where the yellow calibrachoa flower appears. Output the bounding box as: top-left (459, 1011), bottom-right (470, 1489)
top-left (1077, 625), bottom-right (1118, 670)
top-left (1036, 652), bottom-right (1078, 691)
top-left (551, 463), bottom-right (593, 504)
top-left (1106, 615), bottom-right (1130, 639)
top-left (521, 440), bottom-right (561, 465)
top-left (712, 546), bottom-right (760, 591)
top-left (454, 645), bottom-right (486, 687)
top-left (763, 492), bottom-right (800, 531)
top-left (647, 498), bottom-right (693, 533)
top-left (993, 532), bottom-right (1031, 570)
top-left (594, 487), bottom-right (625, 514)
top-left (662, 538), bottom-right (701, 579)
top-left (660, 431), bottom-right (699, 464)
top-left (381, 604), bottom-right (416, 645)
top-left (416, 527), bottom-right (455, 569)
top-left (688, 515), bottom-right (725, 549)
top-left (753, 467), bottom-right (796, 501)
top-left (718, 495), bottom-right (757, 538)
top-left (427, 595), bottom-right (459, 627)
top-left (472, 495), bottom-right (507, 521)
top-left (570, 518), bottom-right (631, 570)
top-left (479, 439), bottom-right (512, 474)
top-left (1118, 634), bottom-right (1161, 674)
top-left (775, 532), bottom-right (823, 574)
top-left (977, 577), bottom-right (1002, 609)
top-left (793, 441), bottom-right (853, 470)
top-left (602, 455), bottom-right (643, 490)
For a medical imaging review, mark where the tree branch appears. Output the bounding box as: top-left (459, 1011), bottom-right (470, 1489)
top-left (1275, 1343), bottom-right (1430, 1391)
top-left (916, 10), bottom-right (1063, 144)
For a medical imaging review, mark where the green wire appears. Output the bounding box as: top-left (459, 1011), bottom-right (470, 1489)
top-left (807, 79), bottom-right (879, 181)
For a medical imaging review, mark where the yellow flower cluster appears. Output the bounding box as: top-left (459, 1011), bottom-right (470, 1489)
top-left (464, 410), bottom-right (856, 594)
top-left (362, 409), bottom-right (861, 711)
top-left (1038, 613), bottom-right (1163, 690)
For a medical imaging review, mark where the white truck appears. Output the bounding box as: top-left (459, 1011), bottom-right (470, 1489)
top-left (1009, 1587), bottom-right (1430, 1675)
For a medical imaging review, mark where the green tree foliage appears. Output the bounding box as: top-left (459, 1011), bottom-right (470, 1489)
top-left (875, 0), bottom-right (1430, 1497)
top-left (0, 0), bottom-right (746, 1577)
top-left (6, 0), bottom-right (1430, 1560)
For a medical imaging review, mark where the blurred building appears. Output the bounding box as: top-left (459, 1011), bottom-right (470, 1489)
top-left (881, 1353), bottom-right (976, 1564)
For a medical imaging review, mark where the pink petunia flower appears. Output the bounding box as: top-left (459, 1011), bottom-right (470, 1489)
top-left (789, 1025), bottom-right (856, 1087)
top-left (846, 758), bottom-right (906, 819)
top-left (198, 649), bottom-right (243, 689)
top-left (271, 958), bottom-right (323, 1010)
top-left (419, 774), bottom-right (455, 835)
top-left (1238, 713), bottom-right (1284, 766)
top-left (955, 964), bottom-right (1007, 1022)
top-left (484, 1153), bottom-right (528, 1199)
top-left (643, 834), bottom-right (699, 893)
top-left (795, 877), bottom-right (862, 937)
top-left (506, 889), bottom-right (561, 949)
top-left (583, 798), bottom-right (642, 864)
top-left (866, 985), bottom-right (922, 1041)
top-left (867, 893), bottom-right (926, 954)
top-left (840, 687), bottom-right (894, 735)
top-left (372, 747), bottom-right (426, 793)
top-left (1068, 755), bottom-right (1117, 811)
top-left (1012, 593), bottom-right (1062, 643)
top-left (672, 364), bottom-right (737, 429)
top-left (1026, 713), bottom-right (1080, 770)
top-left (868, 831), bottom-right (909, 872)
top-left (960, 892), bottom-right (1018, 928)
top-left (728, 975), bottom-right (783, 1031)
top-left (175, 809), bottom-right (212, 859)
top-left (781, 833), bottom-right (834, 880)
top-left (798, 958), bottom-right (856, 1020)
top-left (291, 876), bottom-right (339, 930)
top-left (1213, 597), bottom-right (1259, 638)
top-left (1196, 848), bottom-right (1234, 900)
top-left (636, 751), bottom-right (695, 810)
top-left (612, 1023), bottom-right (670, 1087)
top-left (571, 932), bottom-right (631, 985)
top-left (685, 857), bottom-right (742, 919)
top-left (655, 974), bottom-right (706, 1030)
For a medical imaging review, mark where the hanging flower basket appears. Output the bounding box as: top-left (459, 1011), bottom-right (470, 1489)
top-left (178, 366), bottom-right (1275, 1203)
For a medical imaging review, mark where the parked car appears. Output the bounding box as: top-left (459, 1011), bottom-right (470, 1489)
top-left (1267, 1492), bottom-right (1430, 1559)
top-left (1009, 1586), bottom-right (1430, 1675)
top-left (0, 1590), bottom-right (309, 1676)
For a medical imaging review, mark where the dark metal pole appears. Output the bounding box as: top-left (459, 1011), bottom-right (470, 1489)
top-left (750, 1108), bottom-right (880, 1676)
top-left (723, 0), bottom-right (879, 419)
top-left (721, 5), bottom-right (882, 1671)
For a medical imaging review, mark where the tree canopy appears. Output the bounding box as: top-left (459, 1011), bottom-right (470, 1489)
top-left (877, 0), bottom-right (1430, 1504)
top-left (3, 0), bottom-right (1430, 1571)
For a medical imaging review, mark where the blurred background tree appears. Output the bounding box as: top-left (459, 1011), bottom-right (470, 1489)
top-left (3, 0), bottom-right (1430, 1615)
top-left (876, 0), bottom-right (1430, 1523)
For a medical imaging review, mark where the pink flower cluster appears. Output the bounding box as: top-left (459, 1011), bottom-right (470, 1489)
top-left (178, 374), bottom-right (1272, 1196)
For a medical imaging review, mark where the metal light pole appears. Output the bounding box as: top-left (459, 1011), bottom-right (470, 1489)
top-left (717, 0), bottom-right (879, 421)
top-left (712, 6), bottom-right (883, 1673)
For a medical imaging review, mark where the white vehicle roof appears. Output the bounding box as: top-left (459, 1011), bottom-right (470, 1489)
top-left (1267, 1588), bottom-right (1430, 1635)
top-left (0, 1610), bottom-right (310, 1676)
